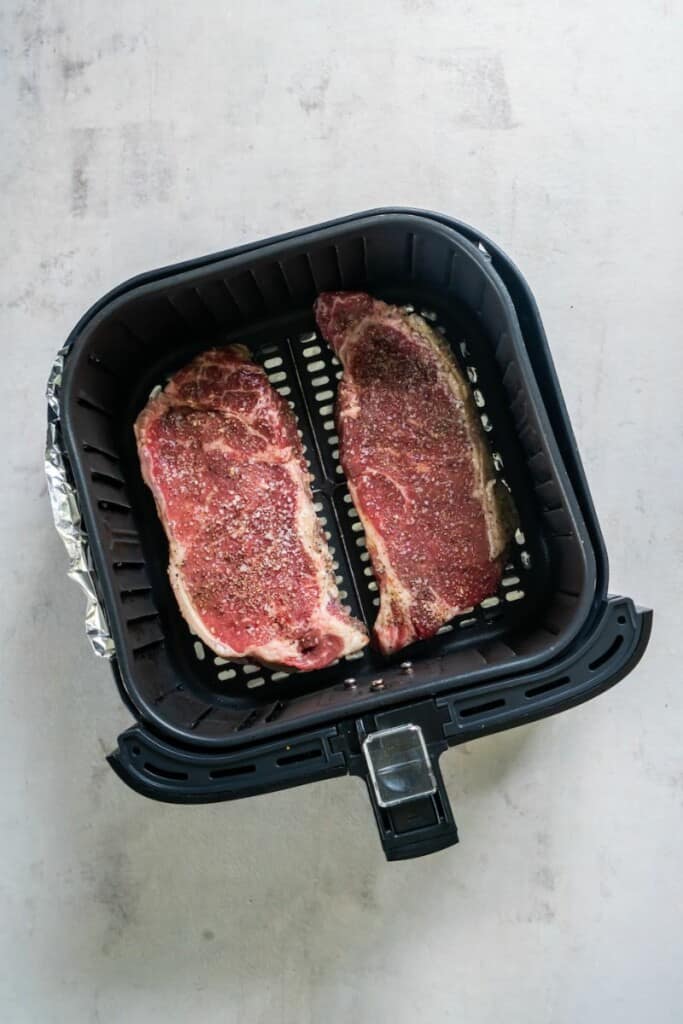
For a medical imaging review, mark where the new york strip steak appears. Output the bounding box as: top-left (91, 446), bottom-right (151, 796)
top-left (135, 346), bottom-right (368, 670)
top-left (315, 292), bottom-right (512, 655)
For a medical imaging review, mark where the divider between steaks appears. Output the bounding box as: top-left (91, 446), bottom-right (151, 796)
top-left (134, 346), bottom-right (368, 671)
top-left (315, 292), bottom-right (514, 656)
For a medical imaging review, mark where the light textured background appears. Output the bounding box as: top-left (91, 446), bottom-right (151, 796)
top-left (1, 2), bottom-right (681, 1022)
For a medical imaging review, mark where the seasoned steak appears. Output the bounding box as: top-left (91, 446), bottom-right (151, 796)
top-left (135, 346), bottom-right (368, 671)
top-left (315, 293), bottom-right (512, 655)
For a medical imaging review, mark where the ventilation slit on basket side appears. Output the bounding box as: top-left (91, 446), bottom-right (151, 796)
top-left (110, 528), bottom-right (139, 544)
top-left (144, 762), bottom-right (188, 782)
top-left (218, 279), bottom-right (246, 322)
top-left (189, 707), bottom-right (213, 731)
top-left (153, 686), bottom-right (179, 706)
top-left (120, 586), bottom-right (152, 601)
top-left (91, 470), bottom-right (124, 489)
top-left (115, 319), bottom-right (149, 347)
top-left (525, 676), bottom-right (570, 698)
top-left (247, 269), bottom-right (267, 308)
top-left (209, 763), bottom-right (256, 780)
top-left (276, 747), bottom-right (322, 767)
top-left (332, 244), bottom-right (344, 287)
top-left (132, 639), bottom-right (164, 658)
top-left (191, 286), bottom-right (220, 326)
top-left (236, 709), bottom-right (262, 732)
top-left (588, 635), bottom-right (624, 671)
top-left (265, 701), bottom-right (286, 723)
top-left (98, 499), bottom-right (132, 514)
top-left (459, 698), bottom-right (505, 719)
top-left (305, 251), bottom-right (319, 292)
top-left (164, 294), bottom-right (194, 329)
top-left (361, 235), bottom-right (369, 279)
top-left (82, 441), bottom-right (120, 462)
top-left (275, 261), bottom-right (293, 300)
top-left (77, 395), bottom-right (113, 417)
top-left (406, 232), bottom-right (416, 277)
top-left (126, 611), bottom-right (159, 626)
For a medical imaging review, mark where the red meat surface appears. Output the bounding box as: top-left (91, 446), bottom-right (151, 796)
top-left (315, 292), bottom-right (510, 655)
top-left (135, 346), bottom-right (368, 670)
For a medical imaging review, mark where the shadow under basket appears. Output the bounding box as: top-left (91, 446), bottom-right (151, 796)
top-left (56, 210), bottom-right (651, 860)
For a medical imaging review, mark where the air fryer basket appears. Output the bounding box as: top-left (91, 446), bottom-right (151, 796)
top-left (53, 210), bottom-right (651, 859)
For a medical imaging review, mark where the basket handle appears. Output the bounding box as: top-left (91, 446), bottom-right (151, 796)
top-left (364, 757), bottom-right (459, 860)
top-left (356, 720), bottom-right (459, 860)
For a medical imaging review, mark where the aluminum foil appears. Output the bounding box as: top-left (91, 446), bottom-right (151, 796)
top-left (45, 345), bottom-right (115, 658)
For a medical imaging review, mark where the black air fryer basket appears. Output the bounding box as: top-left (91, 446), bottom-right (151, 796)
top-left (50, 210), bottom-right (651, 860)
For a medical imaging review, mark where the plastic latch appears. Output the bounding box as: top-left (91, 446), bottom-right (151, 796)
top-left (362, 724), bottom-right (437, 808)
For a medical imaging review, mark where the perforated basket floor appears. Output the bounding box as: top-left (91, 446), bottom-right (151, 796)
top-left (60, 212), bottom-right (595, 748)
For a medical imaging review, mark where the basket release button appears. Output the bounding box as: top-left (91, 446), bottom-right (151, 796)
top-left (362, 723), bottom-right (436, 808)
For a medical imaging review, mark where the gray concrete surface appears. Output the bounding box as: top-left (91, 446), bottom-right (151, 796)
top-left (1, 2), bottom-right (681, 1021)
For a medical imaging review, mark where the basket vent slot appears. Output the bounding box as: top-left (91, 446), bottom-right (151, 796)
top-left (276, 747), bottom-right (322, 767)
top-left (459, 698), bottom-right (505, 719)
top-left (91, 471), bottom-right (124, 489)
top-left (98, 499), bottom-right (132, 514)
top-left (144, 762), bottom-right (188, 782)
top-left (126, 611), bottom-right (159, 626)
top-left (236, 709), bottom-right (262, 732)
top-left (82, 441), bottom-right (119, 461)
top-left (77, 395), bottom-right (113, 417)
top-left (588, 635), bottom-right (624, 671)
top-left (525, 676), bottom-right (571, 698)
top-left (265, 701), bottom-right (286, 723)
top-left (120, 586), bottom-right (152, 601)
top-left (209, 763), bottom-right (256, 780)
top-left (132, 639), bottom-right (164, 657)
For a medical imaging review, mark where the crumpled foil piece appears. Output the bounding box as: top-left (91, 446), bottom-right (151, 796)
top-left (45, 344), bottom-right (115, 658)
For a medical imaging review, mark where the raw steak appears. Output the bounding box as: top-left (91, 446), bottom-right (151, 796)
top-left (135, 346), bottom-right (368, 671)
top-left (315, 292), bottom-right (512, 655)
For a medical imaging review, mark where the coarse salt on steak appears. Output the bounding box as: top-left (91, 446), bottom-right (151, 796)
top-left (134, 346), bottom-right (368, 671)
top-left (315, 292), bottom-right (512, 655)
